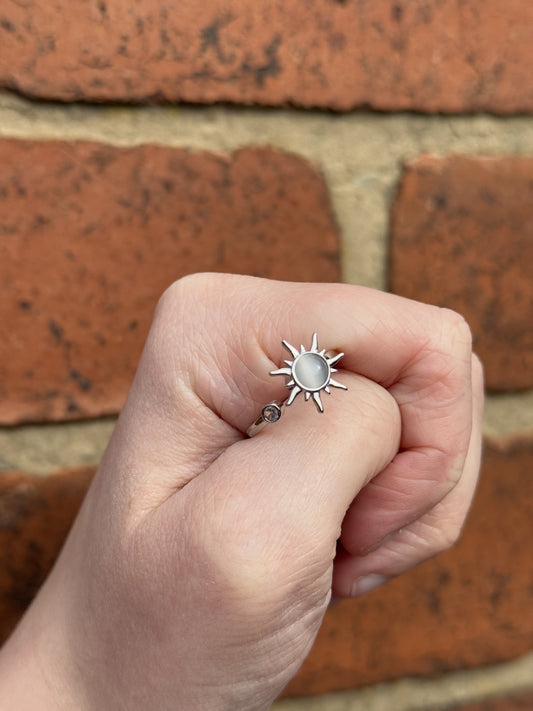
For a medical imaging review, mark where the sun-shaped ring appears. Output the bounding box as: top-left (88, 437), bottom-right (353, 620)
top-left (246, 333), bottom-right (347, 437)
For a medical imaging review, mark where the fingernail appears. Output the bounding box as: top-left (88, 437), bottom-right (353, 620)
top-left (351, 574), bottom-right (387, 597)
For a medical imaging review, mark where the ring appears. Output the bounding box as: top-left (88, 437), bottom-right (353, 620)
top-left (246, 333), bottom-right (347, 437)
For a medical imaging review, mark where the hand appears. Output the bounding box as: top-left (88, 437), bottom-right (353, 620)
top-left (0, 274), bottom-right (483, 710)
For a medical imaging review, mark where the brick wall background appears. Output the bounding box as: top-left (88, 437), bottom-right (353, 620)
top-left (1, 2), bottom-right (532, 709)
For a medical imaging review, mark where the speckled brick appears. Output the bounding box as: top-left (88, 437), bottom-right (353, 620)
top-left (0, 466), bottom-right (95, 643)
top-left (0, 139), bottom-right (340, 425)
top-left (389, 155), bottom-right (533, 391)
top-left (287, 435), bottom-right (533, 695)
top-left (0, 1), bottom-right (531, 113)
top-left (1, 437), bottom-right (532, 692)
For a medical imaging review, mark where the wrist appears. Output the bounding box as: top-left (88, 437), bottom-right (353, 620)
top-left (0, 568), bottom-right (88, 710)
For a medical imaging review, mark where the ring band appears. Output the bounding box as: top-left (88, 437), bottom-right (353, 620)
top-left (247, 333), bottom-right (347, 437)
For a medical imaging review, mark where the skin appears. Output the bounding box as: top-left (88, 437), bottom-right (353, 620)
top-left (0, 274), bottom-right (484, 710)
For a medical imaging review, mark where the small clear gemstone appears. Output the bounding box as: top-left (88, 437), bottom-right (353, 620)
top-left (263, 404), bottom-right (281, 423)
top-left (293, 352), bottom-right (329, 391)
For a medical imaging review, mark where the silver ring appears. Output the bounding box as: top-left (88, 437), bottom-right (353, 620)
top-left (247, 333), bottom-right (347, 437)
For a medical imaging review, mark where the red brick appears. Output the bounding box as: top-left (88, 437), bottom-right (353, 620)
top-left (0, 466), bottom-right (95, 644)
top-left (287, 435), bottom-right (533, 695)
top-left (1, 437), bottom-right (532, 692)
top-left (0, 139), bottom-right (340, 425)
top-left (0, 1), bottom-right (531, 113)
top-left (389, 155), bottom-right (533, 391)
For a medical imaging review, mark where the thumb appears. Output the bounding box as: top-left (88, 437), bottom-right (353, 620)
top-left (172, 372), bottom-right (400, 594)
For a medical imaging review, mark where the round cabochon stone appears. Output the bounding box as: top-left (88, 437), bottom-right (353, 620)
top-left (293, 352), bottom-right (329, 391)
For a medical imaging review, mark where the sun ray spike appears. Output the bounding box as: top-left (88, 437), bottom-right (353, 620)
top-left (326, 352), bottom-right (344, 367)
top-left (311, 332), bottom-right (318, 352)
top-left (282, 340), bottom-right (299, 359)
top-left (312, 391), bottom-right (324, 413)
top-left (305, 391), bottom-right (311, 400)
top-left (329, 378), bottom-right (348, 390)
top-left (286, 386), bottom-right (302, 406)
top-left (270, 367), bottom-right (292, 377)
top-left (324, 386), bottom-right (331, 394)
top-left (300, 344), bottom-right (306, 354)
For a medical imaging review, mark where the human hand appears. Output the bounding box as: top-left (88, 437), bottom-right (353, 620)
top-left (0, 274), bottom-right (483, 710)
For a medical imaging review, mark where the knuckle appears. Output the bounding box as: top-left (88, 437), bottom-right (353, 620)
top-left (153, 272), bottom-right (247, 348)
top-left (438, 307), bottom-right (473, 353)
top-left (145, 272), bottom-right (257, 406)
top-left (150, 272), bottom-right (221, 358)
top-left (412, 308), bottom-right (474, 410)
top-left (419, 516), bottom-right (463, 557)
top-left (155, 272), bottom-right (213, 319)
top-left (436, 521), bottom-right (463, 552)
top-left (138, 275), bottom-right (215, 394)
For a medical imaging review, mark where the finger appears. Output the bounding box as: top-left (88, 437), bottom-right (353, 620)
top-left (108, 274), bottom-right (472, 507)
top-left (332, 353), bottom-right (484, 597)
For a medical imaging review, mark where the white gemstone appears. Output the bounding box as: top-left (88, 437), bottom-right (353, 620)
top-left (293, 352), bottom-right (329, 391)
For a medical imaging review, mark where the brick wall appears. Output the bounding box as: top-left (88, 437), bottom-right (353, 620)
top-left (1, 2), bottom-right (532, 709)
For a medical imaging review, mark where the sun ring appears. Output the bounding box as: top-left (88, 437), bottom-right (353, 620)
top-left (246, 333), bottom-right (347, 437)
